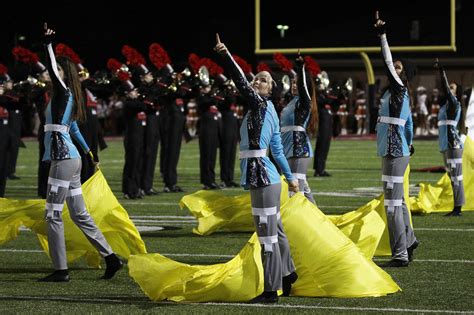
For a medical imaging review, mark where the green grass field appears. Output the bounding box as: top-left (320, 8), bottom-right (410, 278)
top-left (1, 137), bottom-right (473, 314)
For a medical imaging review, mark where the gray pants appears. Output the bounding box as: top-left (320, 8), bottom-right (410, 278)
top-left (250, 183), bottom-right (296, 291)
top-left (45, 158), bottom-right (113, 270)
top-left (443, 149), bottom-right (465, 207)
top-left (288, 157), bottom-right (316, 204)
top-left (382, 156), bottom-right (417, 262)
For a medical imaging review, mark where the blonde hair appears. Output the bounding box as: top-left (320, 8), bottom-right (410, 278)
top-left (252, 71), bottom-right (273, 96)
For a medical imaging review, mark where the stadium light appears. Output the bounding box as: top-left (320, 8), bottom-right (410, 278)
top-left (276, 24), bottom-right (289, 38)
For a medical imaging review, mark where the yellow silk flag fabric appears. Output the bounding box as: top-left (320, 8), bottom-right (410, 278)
top-left (0, 170), bottom-right (146, 267)
top-left (180, 167), bottom-right (412, 257)
top-left (129, 193), bottom-right (400, 302)
top-left (410, 136), bottom-right (474, 214)
top-left (129, 233), bottom-right (264, 302)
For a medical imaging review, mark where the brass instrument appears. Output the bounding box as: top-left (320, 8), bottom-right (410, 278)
top-left (316, 71), bottom-right (330, 91)
top-left (344, 77), bottom-right (353, 95)
top-left (14, 75), bottom-right (46, 88)
top-left (78, 68), bottom-right (90, 80)
top-left (281, 74), bottom-right (291, 95)
top-left (181, 67), bottom-right (191, 78)
top-left (198, 65), bottom-right (210, 86)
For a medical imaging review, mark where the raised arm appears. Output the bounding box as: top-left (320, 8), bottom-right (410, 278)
top-left (434, 59), bottom-right (460, 114)
top-left (43, 23), bottom-right (67, 93)
top-left (374, 12), bottom-right (404, 88)
top-left (214, 34), bottom-right (265, 111)
top-left (43, 23), bottom-right (69, 122)
top-left (295, 55), bottom-right (311, 109)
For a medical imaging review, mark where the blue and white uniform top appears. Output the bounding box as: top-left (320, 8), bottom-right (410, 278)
top-left (437, 66), bottom-right (463, 152)
top-left (376, 34), bottom-right (413, 157)
top-left (280, 63), bottom-right (313, 158)
top-left (220, 51), bottom-right (295, 189)
top-left (42, 42), bottom-right (89, 162)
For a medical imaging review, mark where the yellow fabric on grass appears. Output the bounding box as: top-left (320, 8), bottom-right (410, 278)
top-left (0, 170), bottom-right (146, 267)
top-left (129, 193), bottom-right (400, 302)
top-left (410, 136), bottom-right (474, 213)
top-left (129, 233), bottom-right (264, 302)
top-left (180, 167), bottom-right (412, 257)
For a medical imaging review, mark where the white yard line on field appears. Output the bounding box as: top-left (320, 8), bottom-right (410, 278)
top-left (0, 295), bottom-right (471, 313)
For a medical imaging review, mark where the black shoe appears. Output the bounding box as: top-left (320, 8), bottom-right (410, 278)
top-left (101, 253), bottom-right (123, 280)
top-left (7, 174), bottom-right (20, 180)
top-left (282, 272), bottom-right (298, 296)
top-left (209, 183), bottom-right (220, 190)
top-left (407, 240), bottom-right (420, 262)
top-left (171, 185), bottom-right (184, 192)
top-left (319, 171), bottom-right (331, 177)
top-left (123, 193), bottom-right (136, 200)
top-left (445, 206), bottom-right (462, 216)
top-left (145, 188), bottom-right (159, 196)
top-left (202, 185), bottom-right (211, 190)
top-left (38, 269), bottom-right (69, 282)
top-left (445, 211), bottom-right (462, 216)
top-left (163, 186), bottom-right (172, 193)
top-left (384, 259), bottom-right (409, 267)
top-left (248, 291), bottom-right (279, 303)
top-left (219, 182), bottom-right (229, 189)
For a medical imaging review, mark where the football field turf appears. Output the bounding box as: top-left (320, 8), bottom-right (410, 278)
top-left (1, 138), bottom-right (473, 314)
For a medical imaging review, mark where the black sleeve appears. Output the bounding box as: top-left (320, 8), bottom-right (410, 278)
top-left (296, 64), bottom-right (311, 110)
top-left (219, 52), bottom-right (265, 111)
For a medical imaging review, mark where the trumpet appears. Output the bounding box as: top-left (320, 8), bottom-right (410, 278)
top-left (14, 75), bottom-right (46, 88)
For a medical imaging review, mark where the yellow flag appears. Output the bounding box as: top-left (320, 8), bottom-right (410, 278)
top-left (0, 170), bottom-right (146, 267)
top-left (130, 193), bottom-right (400, 301)
top-left (410, 136), bottom-right (474, 213)
top-left (180, 166), bottom-right (412, 257)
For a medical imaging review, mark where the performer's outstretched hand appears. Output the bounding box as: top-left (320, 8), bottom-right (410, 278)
top-left (295, 49), bottom-right (304, 67)
top-left (214, 33), bottom-right (228, 55)
top-left (374, 11), bottom-right (386, 35)
top-left (43, 22), bottom-right (56, 43)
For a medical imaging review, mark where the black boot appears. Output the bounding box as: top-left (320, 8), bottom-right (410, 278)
top-left (407, 240), bottom-right (420, 262)
top-left (282, 271), bottom-right (298, 296)
top-left (38, 269), bottom-right (69, 282)
top-left (101, 253), bottom-right (123, 280)
top-left (445, 206), bottom-right (462, 216)
top-left (248, 291), bottom-right (278, 303)
top-left (384, 259), bottom-right (409, 267)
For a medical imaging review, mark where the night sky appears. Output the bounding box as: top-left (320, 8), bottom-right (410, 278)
top-left (1, 0), bottom-right (472, 79)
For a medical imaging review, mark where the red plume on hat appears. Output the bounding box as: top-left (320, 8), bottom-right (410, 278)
top-left (188, 53), bottom-right (202, 74)
top-left (0, 63), bottom-right (11, 82)
top-left (304, 56), bottom-right (321, 77)
top-left (201, 58), bottom-right (224, 77)
top-left (0, 64), bottom-right (8, 76)
top-left (232, 55), bottom-right (253, 75)
top-left (55, 44), bottom-right (82, 64)
top-left (12, 46), bottom-right (46, 73)
top-left (121, 45), bottom-right (149, 75)
top-left (107, 58), bottom-right (134, 90)
top-left (257, 62), bottom-right (271, 73)
top-left (149, 43), bottom-right (173, 73)
top-left (273, 53), bottom-right (295, 76)
top-left (55, 43), bottom-right (89, 78)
